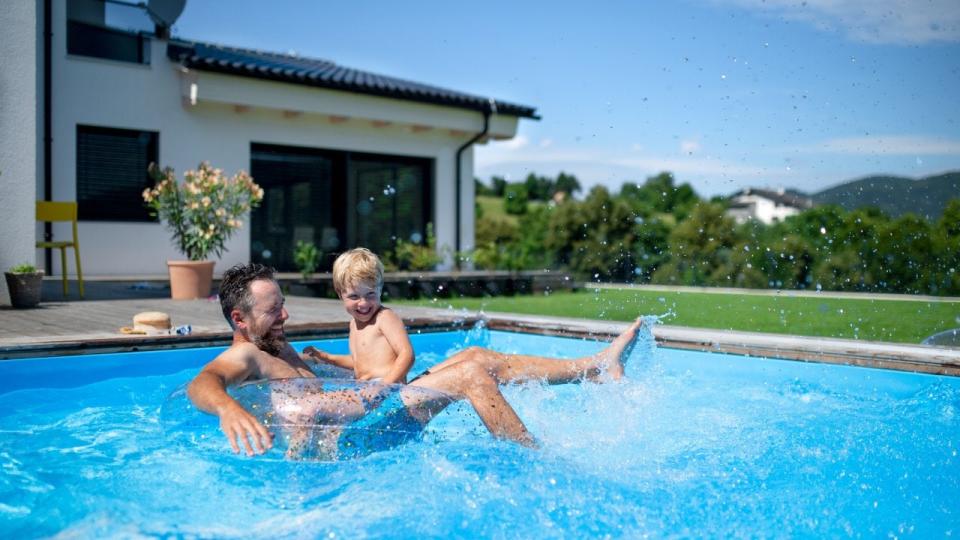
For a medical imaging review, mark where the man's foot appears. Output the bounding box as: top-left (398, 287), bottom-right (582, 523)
top-left (597, 318), bottom-right (644, 381)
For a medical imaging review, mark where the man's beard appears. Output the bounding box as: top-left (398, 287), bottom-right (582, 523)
top-left (252, 329), bottom-right (286, 356)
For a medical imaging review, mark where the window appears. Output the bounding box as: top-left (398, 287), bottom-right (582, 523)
top-left (66, 1), bottom-right (152, 65)
top-left (250, 143), bottom-right (433, 271)
top-left (67, 20), bottom-right (151, 65)
top-left (350, 154), bottom-right (432, 258)
top-left (76, 125), bottom-right (158, 222)
top-left (250, 144), bottom-right (342, 271)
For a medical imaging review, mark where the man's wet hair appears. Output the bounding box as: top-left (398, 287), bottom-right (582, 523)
top-left (219, 262), bottom-right (276, 328)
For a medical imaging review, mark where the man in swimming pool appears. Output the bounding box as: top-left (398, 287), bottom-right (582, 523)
top-left (187, 262), bottom-right (644, 457)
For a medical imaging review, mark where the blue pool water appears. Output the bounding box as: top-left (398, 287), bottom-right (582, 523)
top-left (1, 327), bottom-right (958, 537)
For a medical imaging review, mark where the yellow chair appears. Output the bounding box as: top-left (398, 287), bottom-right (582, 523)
top-left (36, 201), bottom-right (84, 298)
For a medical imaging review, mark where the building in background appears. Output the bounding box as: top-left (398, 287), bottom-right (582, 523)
top-left (726, 188), bottom-right (814, 225)
top-left (0, 0), bottom-right (536, 303)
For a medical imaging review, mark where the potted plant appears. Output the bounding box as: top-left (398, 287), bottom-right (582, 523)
top-left (293, 240), bottom-right (321, 281)
top-left (143, 162), bottom-right (263, 299)
top-left (4, 263), bottom-right (44, 308)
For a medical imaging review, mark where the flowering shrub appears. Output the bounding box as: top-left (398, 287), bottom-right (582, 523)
top-left (143, 162), bottom-right (264, 261)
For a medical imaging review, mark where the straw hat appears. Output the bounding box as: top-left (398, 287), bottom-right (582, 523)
top-left (121, 311), bottom-right (172, 335)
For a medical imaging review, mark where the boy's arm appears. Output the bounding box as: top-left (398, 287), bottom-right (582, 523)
top-left (302, 346), bottom-right (355, 370)
top-left (187, 345), bottom-right (273, 456)
top-left (378, 309), bottom-right (415, 384)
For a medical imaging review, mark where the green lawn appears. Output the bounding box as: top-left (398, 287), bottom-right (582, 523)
top-left (476, 195), bottom-right (546, 225)
top-left (396, 289), bottom-right (960, 344)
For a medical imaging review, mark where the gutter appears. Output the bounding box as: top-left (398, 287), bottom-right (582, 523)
top-left (453, 98), bottom-right (496, 268)
top-left (43, 0), bottom-right (53, 273)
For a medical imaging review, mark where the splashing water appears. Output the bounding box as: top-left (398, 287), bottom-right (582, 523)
top-left (1, 327), bottom-right (958, 537)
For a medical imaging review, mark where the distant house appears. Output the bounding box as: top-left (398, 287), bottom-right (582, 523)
top-left (0, 0), bottom-right (537, 289)
top-left (726, 188), bottom-right (814, 225)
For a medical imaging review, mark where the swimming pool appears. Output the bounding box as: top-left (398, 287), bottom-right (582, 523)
top-left (1, 327), bottom-right (958, 537)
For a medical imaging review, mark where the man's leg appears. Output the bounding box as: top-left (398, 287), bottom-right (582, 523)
top-left (404, 360), bottom-right (537, 447)
top-left (426, 318), bottom-right (644, 384)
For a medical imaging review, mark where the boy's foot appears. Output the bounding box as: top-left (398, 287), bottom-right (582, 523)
top-left (598, 318), bottom-right (644, 380)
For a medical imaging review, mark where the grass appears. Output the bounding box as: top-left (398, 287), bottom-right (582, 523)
top-left (395, 288), bottom-right (960, 344)
top-left (476, 195), bottom-right (546, 225)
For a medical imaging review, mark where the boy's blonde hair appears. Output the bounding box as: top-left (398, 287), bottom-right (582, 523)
top-left (332, 247), bottom-right (384, 294)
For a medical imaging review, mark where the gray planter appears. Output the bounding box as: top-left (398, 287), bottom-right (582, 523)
top-left (4, 271), bottom-right (44, 308)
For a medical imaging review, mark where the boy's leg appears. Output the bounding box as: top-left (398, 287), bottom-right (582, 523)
top-left (427, 318), bottom-right (643, 383)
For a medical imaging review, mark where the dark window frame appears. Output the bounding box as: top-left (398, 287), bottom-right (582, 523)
top-left (66, 20), bottom-right (151, 65)
top-left (346, 150), bottom-right (435, 251)
top-left (76, 124), bottom-right (158, 222)
top-left (249, 142), bottom-right (434, 271)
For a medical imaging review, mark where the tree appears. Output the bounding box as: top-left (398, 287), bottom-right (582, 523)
top-left (652, 201), bottom-right (742, 286)
top-left (546, 186), bottom-right (642, 281)
top-left (755, 234), bottom-right (816, 289)
top-left (631, 217), bottom-right (671, 282)
top-left (504, 183), bottom-right (529, 215)
top-left (490, 176), bottom-right (508, 197)
top-left (874, 213), bottom-right (936, 293)
top-left (554, 171), bottom-right (582, 198)
top-left (617, 172), bottom-right (700, 219)
top-left (473, 206), bottom-right (553, 270)
top-left (523, 173), bottom-right (553, 201)
top-left (932, 198), bottom-right (960, 294)
top-left (475, 178), bottom-right (493, 197)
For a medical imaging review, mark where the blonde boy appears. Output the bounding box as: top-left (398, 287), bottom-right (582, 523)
top-left (304, 248), bottom-right (414, 384)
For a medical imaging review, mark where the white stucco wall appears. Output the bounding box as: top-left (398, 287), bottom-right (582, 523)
top-left (45, 1), bottom-right (515, 276)
top-left (0, 1), bottom-right (42, 304)
top-left (729, 194), bottom-right (803, 225)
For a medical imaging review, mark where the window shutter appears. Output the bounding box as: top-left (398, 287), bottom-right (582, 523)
top-left (76, 125), bottom-right (158, 222)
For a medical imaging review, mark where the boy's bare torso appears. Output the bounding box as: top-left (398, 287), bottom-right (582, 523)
top-left (350, 307), bottom-right (401, 381)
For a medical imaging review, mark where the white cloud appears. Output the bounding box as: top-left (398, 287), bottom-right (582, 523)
top-left (797, 135), bottom-right (960, 155)
top-left (498, 135), bottom-right (529, 150)
top-left (539, 138), bottom-right (553, 148)
top-left (714, 0), bottom-right (960, 44)
top-left (680, 140), bottom-right (701, 155)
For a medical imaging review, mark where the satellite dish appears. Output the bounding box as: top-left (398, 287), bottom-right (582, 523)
top-left (146, 0), bottom-right (186, 28)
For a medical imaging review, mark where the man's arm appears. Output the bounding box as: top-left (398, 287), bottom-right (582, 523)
top-left (302, 346), bottom-right (355, 370)
top-left (187, 345), bottom-right (273, 456)
top-left (378, 309), bottom-right (415, 384)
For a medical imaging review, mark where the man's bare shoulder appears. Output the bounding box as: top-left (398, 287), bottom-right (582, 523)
top-left (209, 342), bottom-right (264, 370)
top-left (197, 341), bottom-right (263, 384)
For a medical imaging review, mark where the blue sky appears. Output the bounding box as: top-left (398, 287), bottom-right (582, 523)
top-left (152, 0), bottom-right (959, 197)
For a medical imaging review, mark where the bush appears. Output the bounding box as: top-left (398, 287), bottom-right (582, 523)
top-left (504, 183), bottom-right (529, 215)
top-left (7, 263), bottom-right (39, 274)
top-left (292, 241), bottom-right (321, 280)
top-left (389, 223), bottom-right (442, 271)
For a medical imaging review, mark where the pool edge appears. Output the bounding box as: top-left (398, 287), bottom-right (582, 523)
top-left (2, 311), bottom-right (958, 377)
top-left (480, 313), bottom-right (960, 377)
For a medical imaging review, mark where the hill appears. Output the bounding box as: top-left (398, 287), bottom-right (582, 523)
top-left (812, 171), bottom-right (960, 220)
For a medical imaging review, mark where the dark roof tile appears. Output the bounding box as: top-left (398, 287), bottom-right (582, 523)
top-left (167, 40), bottom-right (538, 119)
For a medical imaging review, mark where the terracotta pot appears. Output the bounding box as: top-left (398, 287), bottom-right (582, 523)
top-left (167, 260), bottom-right (215, 300)
top-left (4, 271), bottom-right (44, 308)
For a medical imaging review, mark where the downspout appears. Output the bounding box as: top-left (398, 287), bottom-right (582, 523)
top-left (453, 98), bottom-right (496, 268)
top-left (43, 0), bottom-right (53, 273)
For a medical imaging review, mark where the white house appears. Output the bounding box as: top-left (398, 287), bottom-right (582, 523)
top-left (0, 0), bottom-right (537, 303)
top-left (726, 188), bottom-right (814, 225)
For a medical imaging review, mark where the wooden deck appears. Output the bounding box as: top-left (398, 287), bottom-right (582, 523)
top-left (0, 294), bottom-right (467, 358)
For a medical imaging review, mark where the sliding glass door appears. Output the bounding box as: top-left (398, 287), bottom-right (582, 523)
top-left (250, 143), bottom-right (432, 271)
